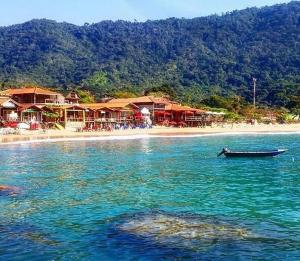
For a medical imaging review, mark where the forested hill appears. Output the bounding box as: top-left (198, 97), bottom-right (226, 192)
top-left (0, 1), bottom-right (299, 107)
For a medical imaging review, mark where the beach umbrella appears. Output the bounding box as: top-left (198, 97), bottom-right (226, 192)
top-left (8, 111), bottom-right (18, 121)
top-left (141, 107), bottom-right (150, 115)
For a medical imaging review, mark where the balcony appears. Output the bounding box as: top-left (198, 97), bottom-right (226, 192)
top-left (185, 116), bottom-right (205, 122)
top-left (67, 117), bottom-right (84, 122)
top-left (44, 99), bottom-right (70, 105)
top-left (94, 117), bottom-right (133, 123)
top-left (95, 118), bottom-right (117, 123)
top-left (85, 117), bottom-right (95, 122)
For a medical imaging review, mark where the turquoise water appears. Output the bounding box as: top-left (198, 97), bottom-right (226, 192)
top-left (0, 134), bottom-right (300, 260)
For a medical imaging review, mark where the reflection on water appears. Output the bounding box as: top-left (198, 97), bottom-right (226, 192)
top-left (0, 135), bottom-right (300, 260)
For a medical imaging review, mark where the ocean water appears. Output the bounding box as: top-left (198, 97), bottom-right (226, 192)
top-left (0, 134), bottom-right (299, 260)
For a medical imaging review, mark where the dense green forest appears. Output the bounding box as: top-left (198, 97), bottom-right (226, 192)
top-left (0, 1), bottom-right (299, 111)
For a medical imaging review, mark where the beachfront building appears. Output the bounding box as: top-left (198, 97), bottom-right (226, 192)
top-left (20, 104), bottom-right (45, 123)
top-left (0, 87), bottom-right (213, 130)
top-left (152, 103), bottom-right (208, 127)
top-left (163, 104), bottom-right (208, 127)
top-left (107, 96), bottom-right (171, 123)
top-left (108, 96), bottom-right (210, 126)
top-left (0, 96), bottom-right (20, 122)
top-left (0, 87), bottom-right (86, 129)
top-left (65, 91), bottom-right (80, 104)
top-left (0, 87), bottom-right (65, 104)
top-left (82, 102), bottom-right (139, 130)
top-left (61, 105), bottom-right (86, 129)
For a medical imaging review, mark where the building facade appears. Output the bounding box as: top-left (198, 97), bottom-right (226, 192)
top-left (0, 87), bottom-right (214, 130)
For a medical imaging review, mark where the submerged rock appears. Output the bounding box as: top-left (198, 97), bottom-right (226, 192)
top-left (0, 185), bottom-right (20, 196)
top-left (118, 212), bottom-right (256, 250)
top-left (0, 222), bottom-right (60, 259)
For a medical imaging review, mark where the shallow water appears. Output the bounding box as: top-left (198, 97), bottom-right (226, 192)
top-left (0, 134), bottom-right (300, 260)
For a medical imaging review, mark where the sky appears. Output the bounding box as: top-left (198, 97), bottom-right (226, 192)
top-left (0, 0), bottom-right (292, 26)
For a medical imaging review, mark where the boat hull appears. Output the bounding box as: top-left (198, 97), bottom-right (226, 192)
top-left (224, 150), bottom-right (286, 157)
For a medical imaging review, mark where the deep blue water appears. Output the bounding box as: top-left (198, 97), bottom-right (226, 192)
top-left (0, 134), bottom-right (299, 260)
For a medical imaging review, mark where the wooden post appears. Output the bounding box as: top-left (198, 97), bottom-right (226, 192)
top-left (152, 103), bottom-right (155, 123)
top-left (253, 77), bottom-right (257, 108)
top-left (64, 108), bottom-right (67, 127)
top-left (253, 77), bottom-right (257, 123)
top-left (83, 109), bottom-right (86, 127)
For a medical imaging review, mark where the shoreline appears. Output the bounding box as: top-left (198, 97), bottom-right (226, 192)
top-left (1, 123), bottom-right (300, 145)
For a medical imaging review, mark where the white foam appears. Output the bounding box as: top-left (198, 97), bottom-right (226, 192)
top-left (0, 134), bottom-right (151, 146)
top-left (1, 131), bottom-right (300, 146)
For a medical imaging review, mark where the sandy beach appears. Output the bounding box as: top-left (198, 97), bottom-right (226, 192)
top-left (1, 123), bottom-right (299, 144)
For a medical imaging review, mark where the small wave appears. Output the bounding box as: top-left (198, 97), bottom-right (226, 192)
top-left (0, 134), bottom-right (151, 146)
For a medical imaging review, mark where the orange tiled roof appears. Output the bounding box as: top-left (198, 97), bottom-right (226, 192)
top-left (57, 104), bottom-right (85, 110)
top-left (0, 97), bottom-right (11, 106)
top-left (82, 102), bottom-right (138, 110)
top-left (108, 96), bottom-right (177, 106)
top-left (0, 87), bottom-right (62, 96)
top-left (149, 96), bottom-right (174, 104)
top-left (165, 103), bottom-right (206, 113)
top-left (19, 104), bottom-right (45, 111)
top-left (104, 102), bottom-right (139, 109)
top-left (0, 97), bottom-right (20, 107)
top-left (81, 103), bottom-right (107, 110)
top-left (81, 103), bottom-right (113, 111)
top-left (165, 104), bottom-right (195, 112)
top-left (19, 104), bottom-right (86, 111)
top-left (108, 96), bottom-right (152, 104)
top-left (108, 96), bottom-right (173, 104)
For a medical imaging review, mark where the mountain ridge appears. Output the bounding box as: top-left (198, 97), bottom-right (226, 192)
top-left (0, 1), bottom-right (299, 107)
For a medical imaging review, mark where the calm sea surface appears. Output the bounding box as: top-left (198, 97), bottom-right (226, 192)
top-left (0, 134), bottom-right (299, 260)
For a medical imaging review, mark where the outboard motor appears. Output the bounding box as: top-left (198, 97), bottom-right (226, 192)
top-left (218, 148), bottom-right (229, 157)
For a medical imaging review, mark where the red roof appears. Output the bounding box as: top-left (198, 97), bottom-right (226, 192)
top-left (20, 104), bottom-right (45, 111)
top-left (0, 97), bottom-right (20, 107)
top-left (0, 87), bottom-right (62, 96)
top-left (108, 96), bottom-right (172, 105)
top-left (108, 96), bottom-right (153, 104)
top-left (81, 102), bottom-right (138, 110)
top-left (0, 97), bottom-right (13, 106)
top-left (165, 104), bottom-right (195, 112)
top-left (165, 104), bottom-right (207, 113)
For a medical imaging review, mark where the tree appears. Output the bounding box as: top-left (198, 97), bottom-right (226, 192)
top-left (145, 84), bottom-right (176, 99)
top-left (77, 90), bottom-right (95, 103)
top-left (0, 2), bottom-right (299, 107)
top-left (113, 91), bottom-right (138, 98)
top-left (82, 72), bottom-right (112, 98)
top-left (87, 72), bottom-right (108, 87)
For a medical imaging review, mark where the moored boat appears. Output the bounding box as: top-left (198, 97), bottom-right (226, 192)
top-left (218, 148), bottom-right (287, 157)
